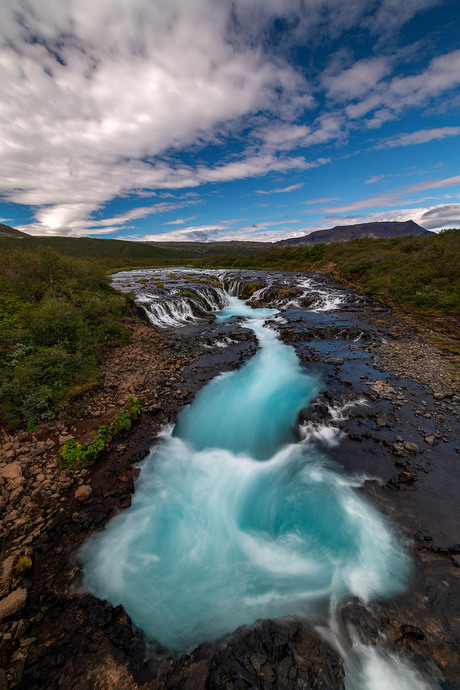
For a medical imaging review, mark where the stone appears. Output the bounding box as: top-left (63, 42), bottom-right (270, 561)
top-left (392, 442), bottom-right (406, 456)
top-left (0, 464), bottom-right (22, 481)
top-left (400, 624), bottom-right (425, 640)
top-left (75, 485), bottom-right (93, 502)
top-left (1, 556), bottom-right (15, 592)
top-left (0, 589), bottom-right (27, 622)
top-left (403, 441), bottom-right (419, 453)
top-left (424, 435), bottom-right (435, 445)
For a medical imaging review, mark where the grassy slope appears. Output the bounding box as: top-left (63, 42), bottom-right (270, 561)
top-left (0, 236), bottom-right (264, 267)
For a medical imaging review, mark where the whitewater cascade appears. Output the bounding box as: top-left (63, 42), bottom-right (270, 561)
top-left (81, 285), bottom-right (433, 689)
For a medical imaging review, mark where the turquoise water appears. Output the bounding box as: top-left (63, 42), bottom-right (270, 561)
top-left (81, 294), bottom-right (413, 676)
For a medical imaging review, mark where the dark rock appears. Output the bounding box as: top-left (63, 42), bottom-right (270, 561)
top-left (400, 624), bottom-right (425, 641)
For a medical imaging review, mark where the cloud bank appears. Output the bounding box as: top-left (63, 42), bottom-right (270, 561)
top-left (0, 0), bottom-right (458, 236)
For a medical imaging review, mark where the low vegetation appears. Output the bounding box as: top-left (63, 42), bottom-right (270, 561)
top-left (0, 246), bottom-right (130, 429)
top-left (59, 396), bottom-right (141, 470)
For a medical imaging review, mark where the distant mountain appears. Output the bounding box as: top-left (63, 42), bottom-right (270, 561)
top-left (276, 220), bottom-right (431, 246)
top-left (0, 223), bottom-right (28, 238)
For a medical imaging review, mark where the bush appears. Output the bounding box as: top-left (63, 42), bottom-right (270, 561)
top-left (0, 246), bottom-right (130, 428)
top-left (59, 397), bottom-right (141, 470)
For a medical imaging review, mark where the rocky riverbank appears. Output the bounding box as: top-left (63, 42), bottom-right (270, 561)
top-left (0, 270), bottom-right (459, 689)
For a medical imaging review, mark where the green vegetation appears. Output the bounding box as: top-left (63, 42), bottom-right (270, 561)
top-left (0, 235), bottom-right (264, 270)
top-left (0, 246), bottom-right (130, 429)
top-left (14, 555), bottom-right (33, 576)
top-left (59, 396), bottom-right (141, 470)
top-left (191, 230), bottom-right (460, 318)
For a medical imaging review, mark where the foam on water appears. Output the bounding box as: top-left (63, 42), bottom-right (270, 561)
top-left (81, 287), bottom-right (424, 684)
top-left (343, 642), bottom-right (434, 690)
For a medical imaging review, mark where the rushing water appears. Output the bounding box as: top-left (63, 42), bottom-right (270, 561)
top-left (81, 282), bottom-right (433, 689)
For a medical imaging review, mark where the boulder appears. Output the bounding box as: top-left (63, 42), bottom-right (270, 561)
top-left (0, 589), bottom-right (27, 622)
top-left (403, 441), bottom-right (419, 453)
top-left (1, 555), bottom-right (15, 592)
top-left (0, 463), bottom-right (22, 481)
top-left (75, 485), bottom-right (93, 502)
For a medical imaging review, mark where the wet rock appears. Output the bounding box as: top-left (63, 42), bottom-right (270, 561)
top-left (400, 624), bottom-right (425, 641)
top-left (0, 589), bottom-right (27, 622)
top-left (203, 619), bottom-right (345, 690)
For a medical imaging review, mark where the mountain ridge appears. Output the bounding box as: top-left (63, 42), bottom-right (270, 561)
top-left (0, 223), bottom-right (28, 238)
top-left (275, 220), bottom-right (431, 246)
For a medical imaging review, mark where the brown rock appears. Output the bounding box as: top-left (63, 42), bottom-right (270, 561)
top-left (0, 589), bottom-right (27, 621)
top-left (75, 484), bottom-right (93, 502)
top-left (1, 555), bottom-right (15, 592)
top-left (403, 441), bottom-right (419, 453)
top-left (0, 463), bottom-right (22, 481)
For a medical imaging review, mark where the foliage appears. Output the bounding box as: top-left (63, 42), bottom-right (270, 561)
top-left (0, 246), bottom-right (129, 428)
top-left (14, 556), bottom-right (33, 576)
top-left (59, 397), bottom-right (141, 470)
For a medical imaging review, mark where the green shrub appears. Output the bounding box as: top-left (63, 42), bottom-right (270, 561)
top-left (0, 246), bottom-right (130, 428)
top-left (59, 397), bottom-right (141, 470)
top-left (14, 556), bottom-right (32, 576)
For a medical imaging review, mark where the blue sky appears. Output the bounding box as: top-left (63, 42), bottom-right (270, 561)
top-left (0, 0), bottom-right (459, 242)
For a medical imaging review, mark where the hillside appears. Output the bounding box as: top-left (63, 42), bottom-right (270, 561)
top-left (0, 222), bottom-right (28, 238)
top-left (276, 220), bottom-right (431, 246)
top-left (0, 235), bottom-right (264, 269)
top-left (142, 240), bottom-right (267, 255)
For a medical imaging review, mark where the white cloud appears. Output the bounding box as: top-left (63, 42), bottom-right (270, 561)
top-left (323, 58), bottom-right (390, 101)
top-left (0, 0), bottom-right (453, 237)
top-left (365, 175), bottom-right (385, 184)
top-left (0, 0), bottom-right (314, 234)
top-left (312, 174), bottom-right (460, 214)
top-left (255, 183), bottom-right (304, 195)
top-left (163, 216), bottom-right (197, 226)
top-left (344, 49), bottom-right (460, 122)
top-left (377, 126), bottom-right (460, 148)
top-left (299, 197), bottom-right (340, 205)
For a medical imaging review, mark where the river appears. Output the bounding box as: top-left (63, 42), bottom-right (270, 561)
top-left (80, 270), bottom-right (439, 689)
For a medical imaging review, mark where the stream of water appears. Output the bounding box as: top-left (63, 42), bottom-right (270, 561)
top-left (81, 285), bottom-right (433, 689)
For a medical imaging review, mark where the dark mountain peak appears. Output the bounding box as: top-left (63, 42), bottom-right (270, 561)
top-left (0, 223), bottom-right (29, 238)
top-left (276, 220), bottom-right (431, 246)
